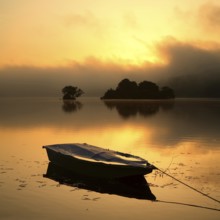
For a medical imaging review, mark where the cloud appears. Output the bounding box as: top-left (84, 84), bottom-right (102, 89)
top-left (63, 11), bottom-right (99, 28)
top-left (122, 12), bottom-right (139, 29)
top-left (1, 38), bottom-right (220, 97)
top-left (0, 59), bottom-right (156, 97)
top-left (156, 38), bottom-right (220, 74)
top-left (155, 38), bottom-right (220, 96)
top-left (172, 2), bottom-right (220, 40)
top-left (61, 10), bottom-right (107, 37)
top-left (198, 2), bottom-right (220, 31)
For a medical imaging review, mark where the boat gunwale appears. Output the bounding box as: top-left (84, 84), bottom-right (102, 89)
top-left (43, 144), bottom-right (155, 178)
top-left (43, 144), bottom-right (150, 168)
top-left (45, 147), bottom-right (151, 170)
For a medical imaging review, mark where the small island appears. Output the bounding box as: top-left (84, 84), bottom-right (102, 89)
top-left (62, 85), bottom-right (84, 100)
top-left (101, 78), bottom-right (175, 99)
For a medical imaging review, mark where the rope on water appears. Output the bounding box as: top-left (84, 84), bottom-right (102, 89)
top-left (153, 165), bottom-right (220, 204)
top-left (156, 200), bottom-right (220, 212)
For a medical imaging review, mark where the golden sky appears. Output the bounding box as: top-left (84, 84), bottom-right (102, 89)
top-left (1, 0), bottom-right (220, 97)
top-left (1, 0), bottom-right (220, 67)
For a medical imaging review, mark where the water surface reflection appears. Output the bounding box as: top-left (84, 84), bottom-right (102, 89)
top-left (44, 162), bottom-right (156, 201)
top-left (62, 100), bottom-right (83, 113)
top-left (0, 98), bottom-right (220, 219)
top-left (103, 100), bottom-right (174, 118)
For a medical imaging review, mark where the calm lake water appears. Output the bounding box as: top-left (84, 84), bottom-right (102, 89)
top-left (0, 97), bottom-right (220, 219)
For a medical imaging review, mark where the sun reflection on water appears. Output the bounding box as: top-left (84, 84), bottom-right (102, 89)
top-left (0, 98), bottom-right (220, 219)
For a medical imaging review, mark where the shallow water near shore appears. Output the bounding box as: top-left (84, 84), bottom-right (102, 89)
top-left (0, 97), bottom-right (220, 219)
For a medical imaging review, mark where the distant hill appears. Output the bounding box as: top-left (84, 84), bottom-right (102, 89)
top-left (165, 73), bottom-right (220, 98)
top-left (101, 79), bottom-right (175, 99)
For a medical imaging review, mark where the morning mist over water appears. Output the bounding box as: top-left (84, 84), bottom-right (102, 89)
top-left (1, 0), bottom-right (220, 219)
top-left (1, 40), bottom-right (220, 98)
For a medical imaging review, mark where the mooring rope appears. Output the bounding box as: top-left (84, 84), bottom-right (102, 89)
top-left (153, 165), bottom-right (220, 204)
top-left (156, 200), bottom-right (220, 212)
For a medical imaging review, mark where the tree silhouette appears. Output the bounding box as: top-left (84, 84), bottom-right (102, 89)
top-left (101, 78), bottom-right (175, 99)
top-left (160, 86), bottom-right (175, 99)
top-left (138, 81), bottom-right (159, 99)
top-left (62, 86), bottom-right (84, 100)
top-left (116, 79), bottom-right (138, 99)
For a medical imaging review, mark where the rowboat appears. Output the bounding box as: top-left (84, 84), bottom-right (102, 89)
top-left (43, 143), bottom-right (155, 179)
top-left (44, 162), bottom-right (156, 200)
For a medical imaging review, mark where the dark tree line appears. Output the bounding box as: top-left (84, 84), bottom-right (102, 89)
top-left (100, 79), bottom-right (175, 99)
top-left (61, 79), bottom-right (175, 100)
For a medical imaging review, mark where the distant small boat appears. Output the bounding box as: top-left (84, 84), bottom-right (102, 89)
top-left (43, 143), bottom-right (155, 179)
